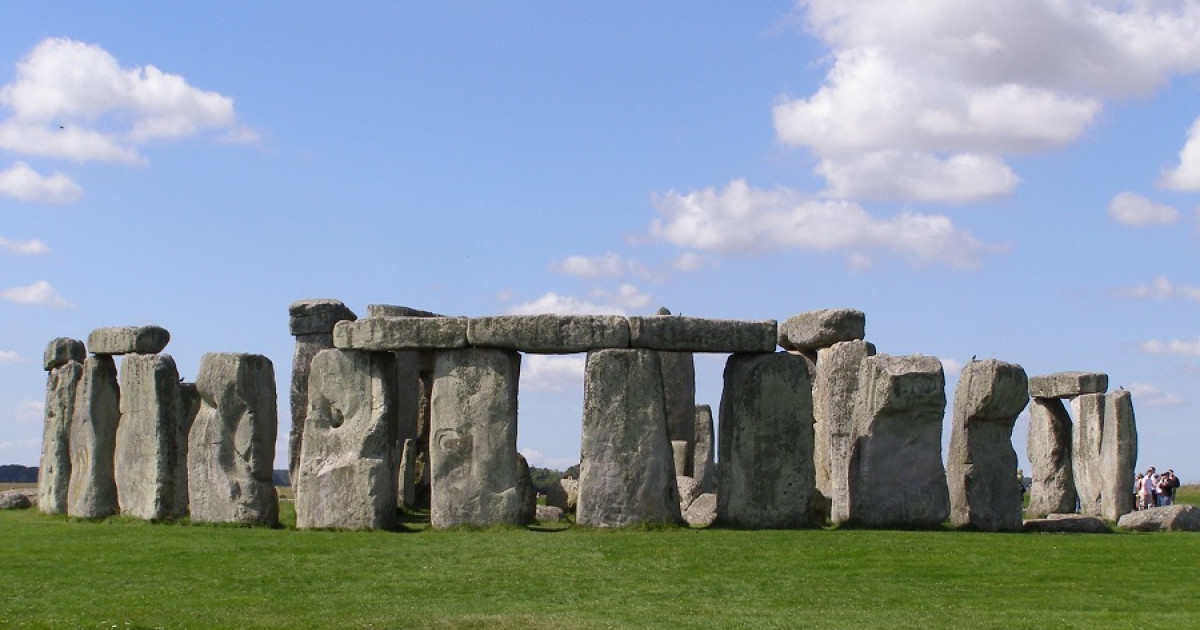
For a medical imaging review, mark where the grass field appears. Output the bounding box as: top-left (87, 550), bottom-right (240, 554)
top-left (2, 488), bottom-right (1199, 629)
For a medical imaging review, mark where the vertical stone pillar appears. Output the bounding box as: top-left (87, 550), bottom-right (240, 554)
top-left (39, 338), bottom-right (86, 514)
top-left (67, 355), bottom-right (120, 518)
top-left (187, 353), bottom-right (279, 525)
top-left (655, 308), bottom-right (696, 477)
top-left (693, 404), bottom-right (716, 494)
top-left (296, 348), bottom-right (398, 530)
top-left (429, 348), bottom-right (525, 528)
top-left (717, 352), bottom-right (815, 529)
top-left (1026, 398), bottom-right (1076, 515)
top-left (398, 438), bottom-right (417, 509)
top-left (846, 354), bottom-right (949, 528)
top-left (114, 353), bottom-right (187, 520)
top-left (947, 359), bottom-right (1029, 531)
top-left (578, 349), bottom-right (682, 527)
top-left (1071, 393), bottom-right (1105, 517)
top-left (288, 299), bottom-right (356, 487)
top-left (1100, 390), bottom-right (1137, 521)
top-left (815, 340), bottom-right (874, 524)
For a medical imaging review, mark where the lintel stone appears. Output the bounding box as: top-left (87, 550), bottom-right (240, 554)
top-left (87, 326), bottom-right (170, 355)
top-left (289, 299), bottom-right (356, 336)
top-left (333, 317), bottom-right (469, 350)
top-left (1028, 371), bottom-right (1108, 399)
top-left (777, 309), bottom-right (866, 352)
top-left (367, 304), bottom-right (442, 318)
top-left (469, 314), bottom-right (630, 353)
top-left (628, 316), bottom-right (777, 353)
top-left (43, 337), bottom-right (85, 371)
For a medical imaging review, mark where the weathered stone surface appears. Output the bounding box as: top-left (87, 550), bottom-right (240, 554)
top-left (467, 315), bottom-right (630, 353)
top-left (1100, 390), bottom-right (1137, 522)
top-left (536, 505), bottom-right (564, 523)
top-left (289, 332), bottom-right (335, 485)
top-left (1023, 514), bottom-right (1109, 533)
top-left (1117, 505), bottom-right (1200, 532)
top-left (660, 350), bottom-right (696, 474)
top-left (334, 317), bottom-right (469, 350)
top-left (39, 360), bottom-right (82, 514)
top-left (187, 353), bottom-right (279, 525)
top-left (43, 337), bottom-right (85, 371)
top-left (517, 453), bottom-right (537, 526)
top-left (676, 475), bottom-right (700, 511)
top-left (814, 340), bottom-right (875, 524)
top-left (1026, 398), bottom-right (1076, 516)
top-left (578, 349), bottom-right (682, 527)
top-left (693, 405), bottom-right (716, 494)
top-left (67, 355), bottom-right (119, 518)
top-left (296, 349), bottom-right (398, 530)
top-left (671, 441), bottom-right (690, 478)
top-left (88, 326), bottom-right (170, 355)
top-left (114, 353), bottom-right (187, 520)
top-left (628, 316), bottom-right (777, 353)
top-left (0, 490), bottom-right (32, 509)
top-left (684, 493), bottom-right (718, 528)
top-left (846, 354), bottom-right (949, 528)
top-left (1071, 393), bottom-right (1105, 517)
top-left (545, 478), bottom-right (579, 512)
top-left (429, 348), bottom-right (526, 528)
top-left (397, 438), bottom-right (417, 509)
top-left (289, 298), bottom-right (357, 336)
top-left (717, 352), bottom-right (815, 529)
top-left (777, 309), bottom-right (866, 352)
top-left (367, 304), bottom-right (441, 318)
top-left (947, 359), bottom-right (1029, 531)
top-left (1028, 372), bottom-right (1108, 399)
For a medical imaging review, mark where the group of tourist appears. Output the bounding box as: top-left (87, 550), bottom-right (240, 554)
top-left (1134, 467), bottom-right (1180, 510)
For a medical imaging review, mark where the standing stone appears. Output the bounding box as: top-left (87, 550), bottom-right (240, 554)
top-left (717, 352), bottom-right (815, 529)
top-left (397, 438), bottom-right (417, 509)
top-left (659, 351), bottom-right (696, 475)
top-left (67, 355), bottom-right (120, 518)
top-left (545, 478), bottom-right (579, 512)
top-left (1026, 398), bottom-right (1077, 516)
top-left (39, 356), bottom-right (83, 514)
top-left (517, 453), bottom-right (537, 526)
top-left (1071, 393), bottom-right (1105, 517)
top-left (578, 349), bottom-right (682, 527)
top-left (288, 299), bottom-right (356, 487)
top-left (947, 359), bottom-right (1029, 531)
top-left (671, 440), bottom-right (690, 478)
top-left (693, 404), bottom-right (716, 494)
top-left (114, 353), bottom-right (187, 520)
top-left (1100, 390), bottom-right (1137, 521)
top-left (846, 354), bottom-right (949, 528)
top-left (296, 349), bottom-right (398, 530)
top-left (187, 353), bottom-right (279, 525)
top-left (814, 340), bottom-right (875, 524)
top-left (429, 348), bottom-right (526, 528)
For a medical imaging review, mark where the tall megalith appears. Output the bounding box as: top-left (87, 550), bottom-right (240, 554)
top-left (814, 340), bottom-right (874, 524)
top-left (114, 352), bottom-right (188, 520)
top-left (1071, 393), bottom-right (1105, 517)
top-left (693, 404), bottom-right (716, 494)
top-left (288, 299), bottom-right (356, 487)
top-left (39, 338), bottom-right (86, 514)
top-left (1100, 390), bottom-right (1137, 521)
top-left (67, 355), bottom-right (120, 518)
top-left (1026, 398), bottom-right (1076, 515)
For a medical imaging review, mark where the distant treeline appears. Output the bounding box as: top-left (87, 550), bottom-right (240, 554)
top-left (0, 464), bottom-right (38, 483)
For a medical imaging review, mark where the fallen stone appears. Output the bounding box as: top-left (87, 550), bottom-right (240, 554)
top-left (718, 352), bottom-right (815, 529)
top-left (288, 299), bottom-right (357, 482)
top-left (1071, 393), bottom-right (1105, 517)
top-left (545, 478), bottom-right (579, 512)
top-left (295, 349), bottom-right (399, 530)
top-left (578, 349), bottom-right (682, 527)
top-left (0, 490), bottom-right (32, 510)
top-left (1022, 514), bottom-right (1109, 533)
top-left (1028, 372), bottom-right (1108, 399)
top-left (43, 337), bottom-right (85, 371)
top-left (1117, 505), bottom-right (1200, 532)
top-left (67, 355), bottom-right (120, 519)
top-left (692, 405), bottom-right (716, 494)
top-left (467, 314), bottom-right (630, 353)
top-left (627, 316), bottom-right (777, 353)
top-left (1026, 398), bottom-right (1077, 516)
top-left (114, 353), bottom-right (187, 520)
top-left (289, 298), bottom-right (357, 336)
top-left (39, 359), bottom-right (82, 514)
top-left (947, 359), bottom-right (1029, 532)
top-left (536, 505), bottom-right (564, 523)
top-left (187, 353), bottom-right (279, 526)
top-left (814, 340), bottom-right (875, 524)
top-left (1100, 390), bottom-right (1137, 521)
top-left (334, 317), bottom-right (469, 350)
top-left (684, 492), bottom-right (718, 528)
top-left (846, 354), bottom-right (949, 528)
top-left (88, 326), bottom-right (170, 355)
top-left (777, 309), bottom-right (866, 352)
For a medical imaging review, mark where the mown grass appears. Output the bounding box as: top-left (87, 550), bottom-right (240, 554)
top-left (2, 501), bottom-right (1199, 629)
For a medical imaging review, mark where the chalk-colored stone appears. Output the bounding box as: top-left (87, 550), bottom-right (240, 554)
top-left (1117, 504), bottom-right (1200, 532)
top-left (288, 298), bottom-right (357, 336)
top-left (1100, 390), bottom-right (1137, 522)
top-left (693, 405), bottom-right (716, 494)
top-left (0, 490), bottom-right (32, 509)
top-left (43, 337), bottom-right (85, 371)
top-left (684, 493), bottom-right (718, 528)
top-left (467, 314), bottom-right (630, 353)
top-left (88, 326), bottom-right (170, 355)
top-left (578, 349), bottom-right (682, 527)
top-left (846, 354), bottom-right (949, 528)
top-left (334, 317), bottom-right (469, 350)
top-left (114, 353), bottom-right (187, 520)
top-left (777, 309), bottom-right (866, 352)
top-left (39, 360), bottom-right (81, 514)
top-left (717, 352), bottom-right (816, 529)
top-left (1071, 393), bottom-right (1105, 517)
top-left (67, 355), bottom-right (120, 518)
top-left (536, 505), bottom-right (564, 523)
top-left (187, 353), bottom-right (279, 525)
top-left (545, 478), bottom-right (579, 512)
top-left (1026, 398), bottom-right (1076, 516)
top-left (1028, 372), bottom-right (1108, 399)
top-left (947, 359), bottom-right (1029, 531)
top-left (627, 316), bottom-right (777, 353)
top-left (814, 340), bottom-right (874, 524)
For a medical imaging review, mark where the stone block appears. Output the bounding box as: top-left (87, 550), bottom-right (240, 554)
top-left (1028, 371), bottom-right (1108, 399)
top-left (671, 441), bottom-right (690, 478)
top-left (1023, 514), bottom-right (1109, 533)
top-left (684, 492), bottom-right (718, 528)
top-left (39, 360), bottom-right (82, 514)
top-left (1100, 390), bottom-right (1137, 521)
top-left (43, 337), bottom-right (85, 371)
top-left (627, 316), bottom-right (777, 353)
top-left (467, 314), bottom-right (630, 353)
top-left (777, 308), bottom-right (866, 352)
top-left (517, 453), bottom-right (537, 526)
top-left (288, 333), bottom-right (334, 485)
top-left (0, 490), bottom-right (33, 510)
top-left (367, 304), bottom-right (442, 318)
top-left (814, 340), bottom-right (874, 524)
top-left (333, 317), bottom-right (469, 350)
top-left (545, 478), bottom-right (578, 512)
top-left (114, 353), bottom-right (187, 520)
top-left (289, 298), bottom-right (356, 336)
top-left (659, 351), bottom-right (696, 473)
top-left (1071, 393), bottom-right (1105, 517)
top-left (1117, 505), bottom-right (1200, 532)
top-left (88, 326), bottom-right (170, 355)
top-left (947, 359), bottom-right (1029, 531)
top-left (1026, 398), bottom-right (1077, 516)
top-left (67, 355), bottom-right (120, 518)
top-left (692, 405), bottom-right (716, 494)
top-left (536, 505), bottom-right (564, 523)
top-left (398, 438), bottom-right (417, 509)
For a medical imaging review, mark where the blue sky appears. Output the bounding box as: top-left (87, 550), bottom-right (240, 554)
top-left (2, 2), bottom-right (1197, 480)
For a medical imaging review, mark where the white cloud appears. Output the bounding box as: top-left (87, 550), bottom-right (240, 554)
top-left (1139, 337), bottom-right (1200, 357)
top-left (505, 292), bottom-right (625, 316)
top-left (1, 280), bottom-right (71, 308)
top-left (670, 252), bottom-right (706, 271)
top-left (940, 357), bottom-right (963, 379)
top-left (518, 448), bottom-right (578, 471)
top-left (816, 151), bottom-right (1018, 202)
top-left (590, 284), bottom-right (652, 311)
top-left (0, 350), bottom-right (21, 363)
top-left (1107, 192), bottom-right (1179, 226)
top-left (552, 252), bottom-right (645, 279)
top-left (519, 355), bottom-right (586, 393)
top-left (0, 162), bottom-right (82, 202)
top-left (648, 178), bottom-right (994, 268)
top-left (0, 235), bottom-right (50, 255)
top-left (1126, 382), bottom-right (1183, 408)
top-left (1160, 116), bottom-right (1200, 190)
top-left (1113, 276), bottom-right (1200, 301)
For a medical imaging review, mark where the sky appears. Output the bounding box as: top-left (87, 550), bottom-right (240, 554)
top-left (1, 1), bottom-right (1197, 482)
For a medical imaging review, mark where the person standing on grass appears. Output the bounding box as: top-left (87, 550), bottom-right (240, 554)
top-left (1135, 472), bottom-right (1147, 510)
top-left (1163, 470), bottom-right (1180, 506)
top-left (1141, 468), bottom-right (1159, 509)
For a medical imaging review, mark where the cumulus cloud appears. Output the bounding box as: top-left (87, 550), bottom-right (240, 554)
top-left (1160, 116), bottom-right (1200, 190)
top-left (940, 357), bottom-right (963, 379)
top-left (1113, 276), bottom-right (1200, 301)
top-left (816, 151), bottom-right (1018, 202)
top-left (0, 235), bottom-right (50, 255)
top-left (1139, 337), bottom-right (1200, 356)
top-left (590, 284), bottom-right (652, 311)
top-left (670, 252), bottom-right (706, 271)
top-left (519, 355), bottom-right (586, 392)
top-left (1126, 382), bottom-right (1183, 407)
top-left (1, 280), bottom-right (71, 308)
top-left (552, 252), bottom-right (646, 279)
top-left (0, 162), bottom-right (82, 202)
top-left (505, 292), bottom-right (626, 316)
top-left (1107, 192), bottom-right (1179, 226)
top-left (648, 179), bottom-right (994, 268)
top-left (0, 350), bottom-right (21, 363)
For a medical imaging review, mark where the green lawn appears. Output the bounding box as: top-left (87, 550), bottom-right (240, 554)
top-left (2, 500), bottom-right (1199, 629)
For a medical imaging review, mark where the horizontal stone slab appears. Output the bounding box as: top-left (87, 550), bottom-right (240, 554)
top-left (289, 299), bottom-right (356, 336)
top-left (333, 317), bottom-right (469, 350)
top-left (777, 308), bottom-right (865, 351)
top-left (366, 304), bottom-right (442, 318)
top-left (467, 315), bottom-right (630, 353)
top-left (627, 316), bottom-right (777, 353)
top-left (44, 337), bottom-right (85, 370)
top-left (87, 326), bottom-right (170, 355)
top-left (1028, 372), bottom-right (1108, 399)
